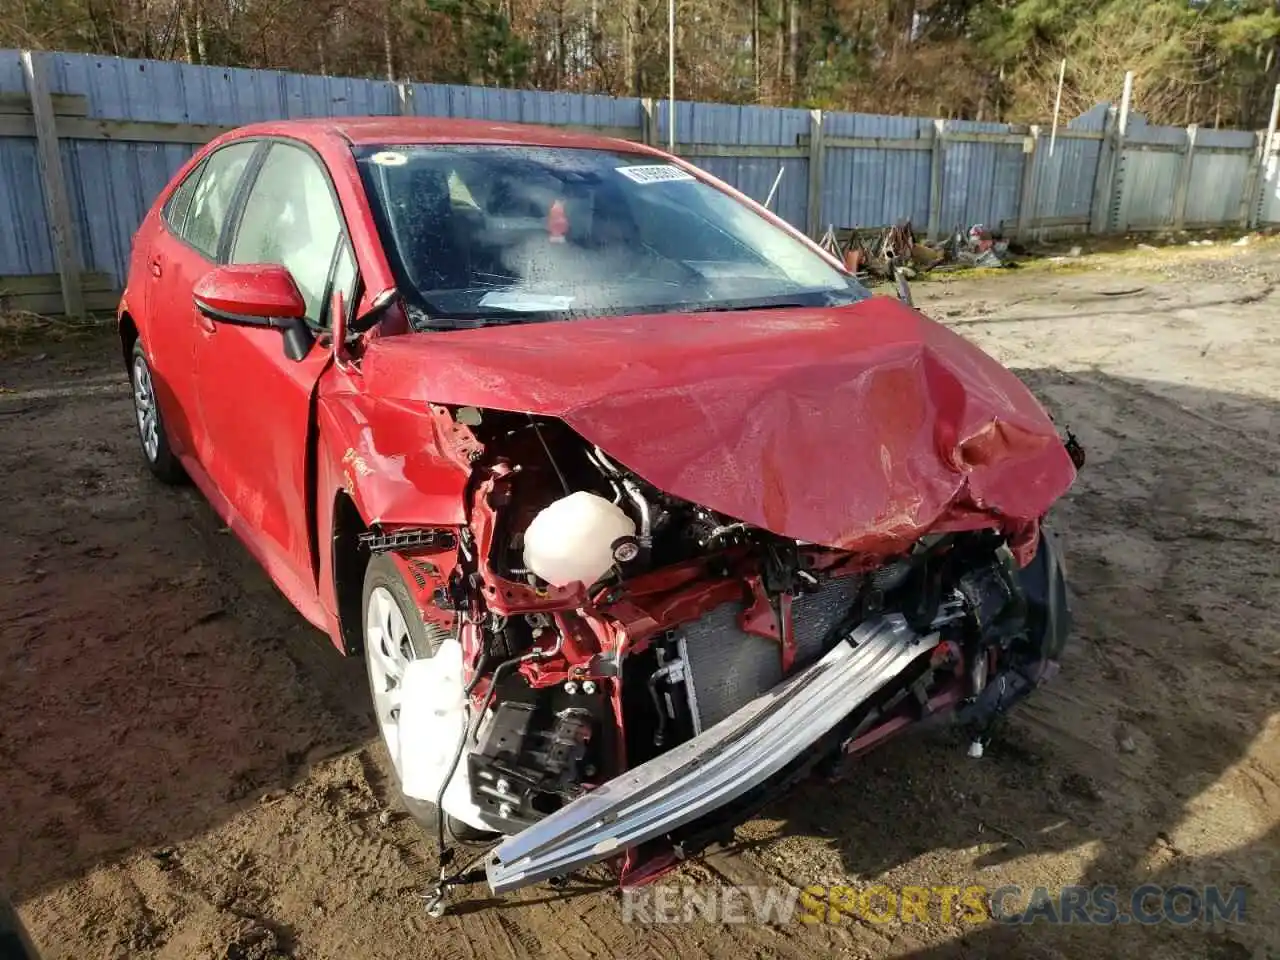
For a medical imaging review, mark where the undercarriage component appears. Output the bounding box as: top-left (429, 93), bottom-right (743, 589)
top-left (468, 699), bottom-right (599, 827)
top-left (485, 613), bottom-right (933, 894)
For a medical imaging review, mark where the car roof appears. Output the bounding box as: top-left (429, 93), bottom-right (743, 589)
top-left (227, 115), bottom-right (663, 154)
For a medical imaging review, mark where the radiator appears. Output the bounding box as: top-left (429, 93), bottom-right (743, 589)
top-left (675, 576), bottom-right (861, 731)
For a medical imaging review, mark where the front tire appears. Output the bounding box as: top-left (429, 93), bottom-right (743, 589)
top-left (129, 340), bottom-right (184, 484)
top-left (360, 554), bottom-right (493, 842)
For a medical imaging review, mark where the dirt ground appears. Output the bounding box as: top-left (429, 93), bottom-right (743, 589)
top-left (2, 242), bottom-right (1278, 960)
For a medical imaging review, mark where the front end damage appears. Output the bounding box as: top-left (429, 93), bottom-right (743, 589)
top-left (361, 406), bottom-right (1076, 905)
top-left (335, 298), bottom-right (1081, 912)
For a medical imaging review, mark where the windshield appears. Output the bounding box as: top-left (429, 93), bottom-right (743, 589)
top-left (354, 144), bottom-right (869, 328)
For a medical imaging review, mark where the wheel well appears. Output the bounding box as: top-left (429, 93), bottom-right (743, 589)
top-left (332, 491), bottom-right (371, 656)
top-left (119, 312), bottom-right (139, 369)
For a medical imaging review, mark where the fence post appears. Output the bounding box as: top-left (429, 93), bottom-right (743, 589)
top-left (1015, 125), bottom-right (1040, 240)
top-left (1246, 83), bottom-right (1280, 228)
top-left (1171, 124), bottom-right (1198, 231)
top-left (1090, 71), bottom-right (1132, 235)
top-left (396, 81), bottom-right (414, 116)
top-left (1239, 132), bottom-right (1264, 228)
top-left (1108, 70), bottom-right (1134, 233)
top-left (641, 98), bottom-right (656, 146)
top-left (926, 119), bottom-right (946, 241)
top-left (805, 108), bottom-right (824, 238)
top-left (1088, 107), bottom-right (1117, 234)
top-left (20, 50), bottom-right (83, 319)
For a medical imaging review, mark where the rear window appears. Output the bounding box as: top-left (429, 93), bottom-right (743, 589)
top-left (162, 159), bottom-right (205, 235)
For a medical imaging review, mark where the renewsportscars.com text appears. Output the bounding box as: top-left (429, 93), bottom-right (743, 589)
top-left (620, 883), bottom-right (1248, 927)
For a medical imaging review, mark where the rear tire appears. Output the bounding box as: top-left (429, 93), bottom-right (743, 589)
top-left (129, 340), bottom-right (185, 484)
top-left (360, 554), bottom-right (495, 843)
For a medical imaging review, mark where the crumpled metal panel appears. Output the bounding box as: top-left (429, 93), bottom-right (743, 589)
top-left (360, 296), bottom-right (1077, 556)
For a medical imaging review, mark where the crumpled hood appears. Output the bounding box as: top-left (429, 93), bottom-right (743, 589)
top-left (360, 297), bottom-right (1076, 553)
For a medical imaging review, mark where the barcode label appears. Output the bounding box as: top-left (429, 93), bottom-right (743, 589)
top-left (616, 164), bottom-right (695, 184)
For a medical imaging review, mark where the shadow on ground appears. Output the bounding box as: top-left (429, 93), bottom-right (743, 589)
top-left (745, 367), bottom-right (1279, 958)
top-left (0, 333), bottom-right (375, 901)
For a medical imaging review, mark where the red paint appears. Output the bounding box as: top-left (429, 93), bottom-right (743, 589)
top-left (740, 575), bottom-right (798, 672)
top-left (843, 683), bottom-right (965, 758)
top-left (192, 263), bottom-right (307, 319)
top-left (469, 472), bottom-right (588, 616)
top-left (360, 297), bottom-right (1075, 560)
top-left (315, 387), bottom-right (471, 528)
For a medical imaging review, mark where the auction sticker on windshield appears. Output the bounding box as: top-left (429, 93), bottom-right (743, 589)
top-left (370, 150), bottom-right (408, 166)
top-left (616, 164), bottom-right (695, 184)
top-left (478, 291), bottom-right (576, 312)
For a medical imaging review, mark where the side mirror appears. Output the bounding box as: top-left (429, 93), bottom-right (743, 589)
top-left (350, 286), bottom-right (398, 333)
top-left (193, 264), bottom-right (315, 361)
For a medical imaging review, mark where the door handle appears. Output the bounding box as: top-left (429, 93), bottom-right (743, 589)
top-left (149, 260), bottom-right (162, 278)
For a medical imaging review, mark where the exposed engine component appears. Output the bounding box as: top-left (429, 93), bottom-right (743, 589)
top-left (522, 490), bottom-right (637, 587)
top-left (467, 697), bottom-right (603, 826)
top-left (672, 576), bottom-right (862, 732)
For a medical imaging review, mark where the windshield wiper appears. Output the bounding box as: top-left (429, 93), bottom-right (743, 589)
top-left (684, 300), bottom-right (813, 314)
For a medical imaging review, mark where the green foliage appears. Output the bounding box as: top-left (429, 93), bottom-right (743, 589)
top-left (3, 0), bottom-right (1278, 127)
top-left (406, 0), bottom-right (531, 86)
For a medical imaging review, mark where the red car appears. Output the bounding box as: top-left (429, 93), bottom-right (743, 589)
top-left (119, 117), bottom-right (1077, 911)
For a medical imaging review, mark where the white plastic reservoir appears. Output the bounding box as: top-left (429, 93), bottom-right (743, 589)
top-left (522, 490), bottom-right (637, 587)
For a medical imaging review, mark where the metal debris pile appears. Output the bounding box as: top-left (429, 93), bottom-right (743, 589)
top-left (818, 220), bottom-right (1021, 281)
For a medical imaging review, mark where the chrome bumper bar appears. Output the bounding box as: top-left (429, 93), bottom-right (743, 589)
top-left (485, 613), bottom-right (932, 893)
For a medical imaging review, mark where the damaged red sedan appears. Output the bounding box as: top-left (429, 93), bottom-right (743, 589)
top-left (118, 117), bottom-right (1078, 913)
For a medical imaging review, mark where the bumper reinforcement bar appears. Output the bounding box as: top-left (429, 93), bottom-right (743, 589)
top-left (485, 613), bottom-right (932, 893)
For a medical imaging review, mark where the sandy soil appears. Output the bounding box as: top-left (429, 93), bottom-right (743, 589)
top-left (2, 243), bottom-right (1277, 960)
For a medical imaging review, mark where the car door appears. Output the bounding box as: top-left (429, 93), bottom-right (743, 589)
top-left (147, 141), bottom-right (261, 458)
top-left (192, 139), bottom-right (358, 619)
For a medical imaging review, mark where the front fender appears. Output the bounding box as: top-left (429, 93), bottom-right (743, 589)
top-left (316, 387), bottom-right (470, 529)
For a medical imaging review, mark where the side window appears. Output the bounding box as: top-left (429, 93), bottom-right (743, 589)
top-left (162, 158), bottom-right (205, 234)
top-left (231, 142), bottom-right (344, 325)
top-left (183, 141), bottom-right (258, 259)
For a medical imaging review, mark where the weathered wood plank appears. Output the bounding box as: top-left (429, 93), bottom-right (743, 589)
top-left (0, 273), bottom-right (116, 296)
top-left (805, 109), bottom-right (825, 238)
top-left (679, 143), bottom-right (807, 159)
top-left (1171, 125), bottom-right (1198, 231)
top-left (821, 135), bottom-right (933, 152)
top-left (53, 117), bottom-right (233, 144)
top-left (0, 288), bottom-right (119, 316)
top-left (0, 113), bottom-right (644, 146)
top-left (21, 51), bottom-right (84, 319)
top-left (1027, 215), bottom-right (1091, 227)
top-left (926, 120), bottom-right (946, 240)
top-left (0, 91), bottom-right (89, 117)
top-left (558, 124), bottom-right (644, 141)
top-left (1015, 125), bottom-right (1041, 238)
